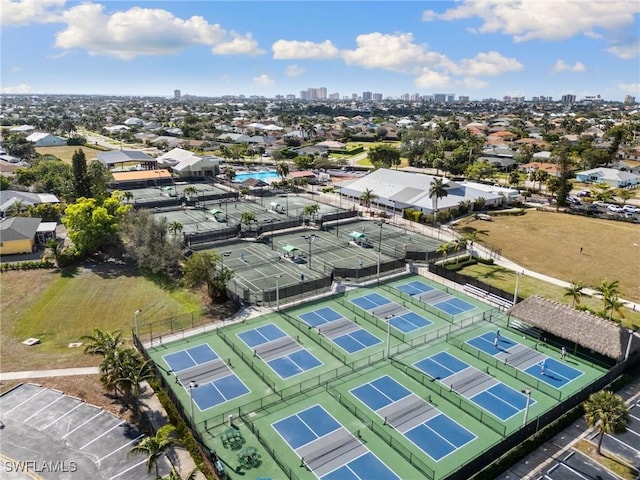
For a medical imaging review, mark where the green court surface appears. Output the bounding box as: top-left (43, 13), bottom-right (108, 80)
top-left (144, 274), bottom-right (609, 480)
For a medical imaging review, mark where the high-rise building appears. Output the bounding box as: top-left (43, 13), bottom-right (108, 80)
top-left (623, 95), bottom-right (636, 104)
top-left (457, 96), bottom-right (469, 103)
top-left (561, 94), bottom-right (576, 104)
top-left (362, 91), bottom-right (373, 102)
top-left (372, 93), bottom-right (383, 102)
top-left (446, 94), bottom-right (455, 103)
top-left (173, 89), bottom-right (181, 100)
top-left (433, 93), bottom-right (447, 103)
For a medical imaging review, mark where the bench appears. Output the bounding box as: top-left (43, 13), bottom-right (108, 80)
top-left (487, 293), bottom-right (514, 309)
top-left (464, 283), bottom-right (489, 298)
top-left (510, 320), bottom-right (543, 339)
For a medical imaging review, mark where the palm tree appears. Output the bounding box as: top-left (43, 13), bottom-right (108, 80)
top-left (583, 390), bottom-right (629, 455)
top-left (225, 168), bottom-right (236, 182)
top-left (182, 186), bottom-right (198, 200)
top-left (99, 346), bottom-right (139, 399)
top-left (163, 467), bottom-right (199, 480)
top-left (461, 231), bottom-right (480, 255)
top-left (429, 178), bottom-right (448, 226)
top-left (81, 328), bottom-right (124, 357)
top-left (359, 188), bottom-right (378, 214)
top-left (44, 238), bottom-right (62, 267)
top-left (167, 221), bottom-right (183, 236)
top-left (118, 357), bottom-right (154, 421)
top-left (594, 280), bottom-right (624, 321)
top-left (129, 424), bottom-right (177, 477)
top-left (303, 204), bottom-right (320, 222)
top-left (451, 237), bottom-right (466, 264)
top-left (436, 242), bottom-right (451, 262)
top-left (123, 191), bottom-right (134, 204)
top-left (564, 281), bottom-right (586, 307)
top-left (276, 161), bottom-right (289, 181)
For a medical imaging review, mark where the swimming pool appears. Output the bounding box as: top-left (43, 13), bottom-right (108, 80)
top-left (234, 170), bottom-right (279, 182)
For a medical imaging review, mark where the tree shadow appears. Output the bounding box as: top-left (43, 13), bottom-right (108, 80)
top-left (60, 266), bottom-right (78, 278)
top-left (479, 265), bottom-right (511, 281)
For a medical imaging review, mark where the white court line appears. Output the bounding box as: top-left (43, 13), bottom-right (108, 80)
top-left (4, 388), bottom-right (47, 415)
top-left (23, 394), bottom-right (64, 423)
top-left (42, 402), bottom-right (84, 430)
top-left (108, 457), bottom-right (148, 480)
top-left (607, 430), bottom-right (640, 451)
top-left (98, 433), bottom-right (145, 463)
top-left (80, 420), bottom-right (125, 449)
top-left (61, 410), bottom-right (104, 439)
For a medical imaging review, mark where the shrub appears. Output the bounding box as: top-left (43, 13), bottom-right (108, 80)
top-left (0, 260), bottom-right (55, 272)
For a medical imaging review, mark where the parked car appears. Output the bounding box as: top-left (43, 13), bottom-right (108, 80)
top-left (622, 205), bottom-right (640, 213)
top-left (577, 190), bottom-right (591, 197)
top-left (607, 204), bottom-right (624, 213)
top-left (592, 200), bottom-right (607, 206)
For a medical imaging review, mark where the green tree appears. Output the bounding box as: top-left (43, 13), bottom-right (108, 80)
top-left (276, 161), bottom-right (290, 180)
top-left (302, 204), bottom-right (320, 222)
top-left (564, 281), bottom-right (585, 307)
top-left (368, 144), bottom-right (401, 169)
top-left (183, 251), bottom-right (233, 302)
top-left (464, 160), bottom-right (497, 182)
top-left (62, 192), bottom-right (130, 256)
top-left (615, 188), bottom-right (634, 205)
top-left (87, 161), bottom-right (111, 200)
top-left (240, 211), bottom-right (257, 228)
top-left (0, 175), bottom-right (10, 190)
top-left (594, 280), bottom-right (625, 321)
top-left (591, 183), bottom-right (615, 202)
top-left (359, 188), bottom-right (378, 213)
top-left (3, 134), bottom-right (36, 159)
top-left (128, 424), bottom-right (177, 477)
top-left (437, 242), bottom-right (451, 261)
top-left (72, 148), bottom-right (91, 199)
top-left (583, 390), bottom-right (629, 455)
top-left (81, 328), bottom-right (124, 357)
top-left (429, 178), bottom-right (449, 226)
top-left (508, 170), bottom-right (523, 187)
top-left (225, 168), bottom-right (236, 182)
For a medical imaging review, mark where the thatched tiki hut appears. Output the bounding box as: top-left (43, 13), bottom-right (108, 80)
top-left (508, 296), bottom-right (639, 362)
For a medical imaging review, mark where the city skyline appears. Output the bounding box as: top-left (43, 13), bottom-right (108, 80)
top-left (1, 0), bottom-right (639, 100)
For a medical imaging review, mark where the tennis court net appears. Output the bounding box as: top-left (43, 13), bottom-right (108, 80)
top-left (453, 370), bottom-right (493, 396)
top-left (304, 432), bottom-right (363, 470)
top-left (386, 399), bottom-right (433, 432)
top-left (255, 337), bottom-right (297, 360)
top-left (178, 360), bottom-right (229, 385)
top-left (507, 348), bottom-right (542, 368)
top-left (321, 318), bottom-right (357, 338)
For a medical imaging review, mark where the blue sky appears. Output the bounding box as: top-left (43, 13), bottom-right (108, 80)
top-left (1, 0), bottom-right (639, 100)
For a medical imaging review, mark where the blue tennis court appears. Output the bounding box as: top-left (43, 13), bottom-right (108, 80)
top-left (273, 405), bottom-right (400, 480)
top-left (351, 376), bottom-right (476, 461)
top-left (433, 297), bottom-right (476, 316)
top-left (414, 351), bottom-right (534, 420)
top-left (351, 293), bottom-right (391, 311)
top-left (268, 350), bottom-right (323, 379)
top-left (237, 323), bottom-right (287, 348)
top-left (163, 344), bottom-right (218, 372)
top-left (387, 311), bottom-right (432, 333)
top-left (237, 324), bottom-right (323, 379)
top-left (396, 280), bottom-right (434, 296)
top-left (299, 308), bottom-right (382, 354)
top-left (467, 332), bottom-right (583, 388)
top-left (190, 375), bottom-right (250, 411)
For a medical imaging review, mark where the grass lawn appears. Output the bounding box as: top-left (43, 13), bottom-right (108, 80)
top-left (574, 439), bottom-right (638, 480)
top-left (36, 145), bottom-right (105, 163)
top-left (455, 209), bottom-right (639, 303)
top-left (0, 265), bottom-right (202, 371)
top-left (456, 263), bottom-right (640, 328)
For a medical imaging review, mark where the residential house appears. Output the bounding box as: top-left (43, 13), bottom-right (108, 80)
top-left (97, 150), bottom-right (157, 170)
top-left (575, 168), bottom-right (639, 188)
top-left (156, 148), bottom-right (221, 178)
top-left (0, 190), bottom-right (60, 217)
top-left (0, 216), bottom-right (42, 254)
top-left (26, 132), bottom-right (67, 147)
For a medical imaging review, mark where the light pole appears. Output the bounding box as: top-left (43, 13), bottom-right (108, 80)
top-left (376, 220), bottom-right (384, 284)
top-left (134, 309), bottom-right (142, 339)
top-left (521, 389), bottom-right (531, 427)
top-left (308, 235), bottom-right (312, 269)
top-left (189, 381), bottom-right (198, 425)
top-left (275, 274), bottom-right (282, 310)
top-left (513, 270), bottom-right (524, 306)
top-left (386, 314), bottom-right (395, 359)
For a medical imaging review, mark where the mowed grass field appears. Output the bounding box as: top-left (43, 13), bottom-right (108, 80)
top-left (36, 145), bottom-right (104, 163)
top-left (0, 265), bottom-right (202, 372)
top-left (456, 210), bottom-right (639, 302)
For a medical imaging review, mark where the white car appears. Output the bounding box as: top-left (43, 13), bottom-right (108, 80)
top-left (607, 204), bottom-right (624, 213)
top-left (622, 205), bottom-right (640, 213)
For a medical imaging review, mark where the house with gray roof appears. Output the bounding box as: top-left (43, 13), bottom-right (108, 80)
top-left (97, 150), bottom-right (157, 170)
top-left (0, 190), bottom-right (60, 217)
top-left (26, 132), bottom-right (67, 147)
top-left (0, 216), bottom-right (42, 254)
top-left (575, 167), bottom-right (639, 188)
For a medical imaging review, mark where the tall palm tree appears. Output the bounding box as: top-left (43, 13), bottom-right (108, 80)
top-left (359, 188), bottom-right (378, 214)
top-left (225, 168), bottom-right (236, 182)
top-left (594, 280), bottom-right (624, 321)
top-left (81, 328), bottom-right (124, 357)
top-left (163, 467), bottom-right (199, 480)
top-left (461, 231), bottom-right (480, 254)
top-left (429, 178), bottom-right (448, 226)
top-left (276, 161), bottom-right (289, 181)
top-left (128, 424), bottom-right (177, 477)
top-left (452, 237), bottom-right (466, 264)
top-left (584, 390), bottom-right (629, 455)
top-left (436, 242), bottom-right (450, 261)
top-left (167, 221), bottom-right (183, 236)
top-left (303, 204), bottom-right (320, 222)
top-left (564, 281), bottom-right (586, 307)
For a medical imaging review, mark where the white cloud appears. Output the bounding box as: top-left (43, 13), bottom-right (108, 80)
top-left (455, 51), bottom-right (524, 77)
top-left (252, 74), bottom-right (274, 87)
top-left (423, 0), bottom-right (640, 43)
top-left (617, 82), bottom-right (640, 94)
top-left (552, 60), bottom-right (586, 72)
top-left (0, 0), bottom-right (64, 26)
top-left (342, 33), bottom-right (434, 72)
top-left (414, 68), bottom-right (451, 89)
top-left (285, 65), bottom-right (305, 77)
top-left (272, 40), bottom-right (340, 59)
top-left (1, 83), bottom-right (32, 94)
top-left (606, 38), bottom-right (640, 59)
top-left (53, 4), bottom-right (265, 60)
top-left (458, 77), bottom-right (489, 90)
top-left (10, 66), bottom-right (22, 73)
top-left (212, 33), bottom-right (264, 55)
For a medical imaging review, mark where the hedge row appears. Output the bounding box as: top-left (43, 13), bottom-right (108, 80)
top-left (487, 208), bottom-right (526, 217)
top-left (0, 260), bottom-right (55, 272)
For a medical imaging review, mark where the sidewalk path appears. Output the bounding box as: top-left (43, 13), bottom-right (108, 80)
top-left (0, 366), bottom-right (99, 381)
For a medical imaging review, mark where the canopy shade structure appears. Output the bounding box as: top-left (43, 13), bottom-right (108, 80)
top-left (282, 244), bottom-right (299, 253)
top-left (208, 208), bottom-right (223, 215)
top-left (349, 231), bottom-right (367, 240)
